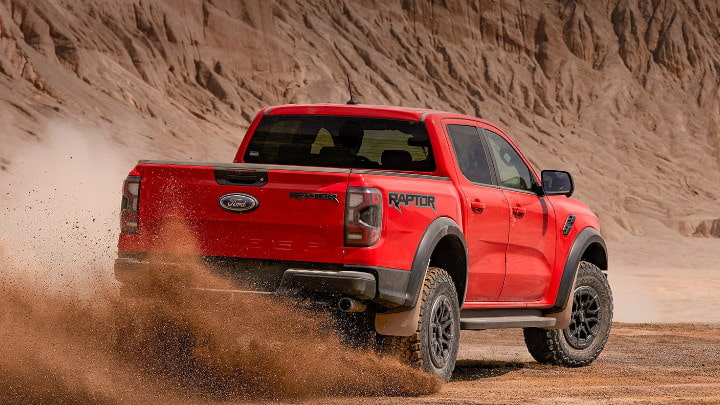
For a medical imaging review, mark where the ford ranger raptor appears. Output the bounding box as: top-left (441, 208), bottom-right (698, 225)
top-left (115, 104), bottom-right (612, 381)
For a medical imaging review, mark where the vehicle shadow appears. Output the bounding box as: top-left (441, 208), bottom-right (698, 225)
top-left (451, 360), bottom-right (526, 382)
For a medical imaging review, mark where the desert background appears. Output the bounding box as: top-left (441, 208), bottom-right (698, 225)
top-left (0, 0), bottom-right (718, 403)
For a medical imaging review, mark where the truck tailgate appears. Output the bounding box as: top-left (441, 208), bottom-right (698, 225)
top-left (135, 162), bottom-right (349, 263)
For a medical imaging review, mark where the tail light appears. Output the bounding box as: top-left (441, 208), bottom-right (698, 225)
top-left (345, 187), bottom-right (383, 246)
top-left (120, 175), bottom-right (141, 234)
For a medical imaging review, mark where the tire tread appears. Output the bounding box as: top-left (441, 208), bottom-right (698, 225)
top-left (524, 261), bottom-right (613, 367)
top-left (378, 267), bottom-right (459, 380)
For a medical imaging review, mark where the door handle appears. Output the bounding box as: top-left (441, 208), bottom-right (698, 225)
top-left (471, 201), bottom-right (486, 214)
top-left (512, 206), bottom-right (526, 218)
top-left (215, 168), bottom-right (268, 186)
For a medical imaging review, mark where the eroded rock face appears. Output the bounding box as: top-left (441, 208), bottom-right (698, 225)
top-left (694, 219), bottom-right (720, 238)
top-left (0, 0), bottom-right (718, 237)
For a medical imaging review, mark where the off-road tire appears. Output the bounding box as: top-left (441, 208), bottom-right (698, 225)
top-left (524, 261), bottom-right (613, 367)
top-left (377, 267), bottom-right (460, 381)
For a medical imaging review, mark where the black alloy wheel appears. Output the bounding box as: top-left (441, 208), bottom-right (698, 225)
top-left (564, 285), bottom-right (602, 349)
top-left (429, 295), bottom-right (455, 369)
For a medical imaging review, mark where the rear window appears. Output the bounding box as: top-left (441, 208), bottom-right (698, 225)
top-left (244, 115), bottom-right (435, 172)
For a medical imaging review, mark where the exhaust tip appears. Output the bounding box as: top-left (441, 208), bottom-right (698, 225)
top-left (338, 297), bottom-right (367, 312)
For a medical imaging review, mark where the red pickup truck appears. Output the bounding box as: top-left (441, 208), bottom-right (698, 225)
top-left (116, 103), bottom-right (612, 381)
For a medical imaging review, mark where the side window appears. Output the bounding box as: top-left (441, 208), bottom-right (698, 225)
top-left (446, 124), bottom-right (493, 185)
top-left (485, 130), bottom-right (534, 192)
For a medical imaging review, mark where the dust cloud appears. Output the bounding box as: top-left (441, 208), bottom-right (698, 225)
top-left (0, 127), bottom-right (440, 402)
top-left (0, 122), bottom-right (130, 292)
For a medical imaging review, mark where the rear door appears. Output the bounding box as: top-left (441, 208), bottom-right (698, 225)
top-left (482, 129), bottom-right (558, 302)
top-left (444, 122), bottom-right (509, 301)
top-left (138, 162), bottom-right (349, 263)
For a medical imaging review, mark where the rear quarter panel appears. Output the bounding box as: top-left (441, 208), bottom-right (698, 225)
top-left (343, 172), bottom-right (462, 270)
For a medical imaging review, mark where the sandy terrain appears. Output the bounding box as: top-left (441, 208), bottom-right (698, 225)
top-left (609, 236), bottom-right (720, 324)
top-left (312, 324), bottom-right (720, 404)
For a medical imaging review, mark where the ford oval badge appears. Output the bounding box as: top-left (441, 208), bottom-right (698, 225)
top-left (218, 193), bottom-right (259, 213)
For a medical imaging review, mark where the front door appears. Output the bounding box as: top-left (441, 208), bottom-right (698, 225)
top-left (483, 129), bottom-right (557, 302)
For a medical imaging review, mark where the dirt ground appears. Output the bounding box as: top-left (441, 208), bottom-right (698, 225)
top-left (310, 323), bottom-right (720, 404)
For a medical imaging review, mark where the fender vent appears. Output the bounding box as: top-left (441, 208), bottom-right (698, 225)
top-left (563, 215), bottom-right (576, 236)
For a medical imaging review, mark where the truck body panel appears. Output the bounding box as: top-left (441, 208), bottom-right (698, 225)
top-left (119, 162), bottom-right (350, 264)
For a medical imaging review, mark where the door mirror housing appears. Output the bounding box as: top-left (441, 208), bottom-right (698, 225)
top-left (541, 170), bottom-right (574, 197)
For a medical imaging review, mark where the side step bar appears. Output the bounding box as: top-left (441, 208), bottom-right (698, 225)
top-left (460, 309), bottom-right (557, 330)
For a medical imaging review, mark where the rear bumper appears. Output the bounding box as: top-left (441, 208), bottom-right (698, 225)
top-left (114, 255), bottom-right (411, 308)
top-left (278, 269), bottom-right (375, 300)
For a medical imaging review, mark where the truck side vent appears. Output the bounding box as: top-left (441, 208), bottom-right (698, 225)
top-left (345, 187), bottom-right (382, 246)
top-left (121, 175), bottom-right (141, 234)
top-left (563, 214), bottom-right (576, 236)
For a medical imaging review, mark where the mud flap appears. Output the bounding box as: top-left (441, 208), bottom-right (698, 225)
top-left (374, 292), bottom-right (422, 336)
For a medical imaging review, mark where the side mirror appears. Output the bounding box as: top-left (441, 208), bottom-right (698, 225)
top-left (542, 170), bottom-right (574, 197)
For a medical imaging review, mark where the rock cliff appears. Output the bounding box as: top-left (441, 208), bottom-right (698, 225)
top-left (0, 0), bottom-right (718, 238)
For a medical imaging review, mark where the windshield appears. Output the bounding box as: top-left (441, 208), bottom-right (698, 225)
top-left (244, 115), bottom-right (435, 171)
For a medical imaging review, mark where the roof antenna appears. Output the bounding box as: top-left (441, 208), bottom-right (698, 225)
top-left (346, 75), bottom-right (360, 105)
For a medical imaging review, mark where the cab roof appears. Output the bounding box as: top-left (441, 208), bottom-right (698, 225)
top-left (264, 103), bottom-right (470, 122)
